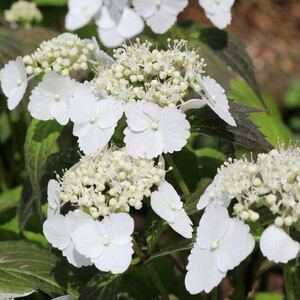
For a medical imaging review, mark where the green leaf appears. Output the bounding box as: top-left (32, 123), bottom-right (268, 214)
top-left (188, 102), bottom-right (273, 153)
top-left (254, 292), bottom-right (284, 300)
top-left (33, 0), bottom-right (67, 5)
top-left (79, 274), bottom-right (122, 300)
top-left (22, 119), bottom-right (61, 226)
top-left (283, 80), bottom-right (300, 109)
top-left (0, 187), bottom-right (21, 215)
top-left (0, 240), bottom-right (67, 297)
top-left (199, 28), bottom-right (262, 102)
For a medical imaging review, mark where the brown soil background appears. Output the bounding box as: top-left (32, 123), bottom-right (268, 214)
top-left (181, 0), bottom-right (300, 102)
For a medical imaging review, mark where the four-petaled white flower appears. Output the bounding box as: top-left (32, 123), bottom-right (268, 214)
top-left (199, 0), bottom-right (235, 29)
top-left (151, 181), bottom-right (193, 238)
top-left (132, 0), bottom-right (188, 34)
top-left (185, 205), bottom-right (254, 294)
top-left (43, 210), bottom-right (92, 268)
top-left (197, 174), bottom-right (231, 210)
top-left (47, 179), bottom-right (61, 218)
top-left (186, 76), bottom-right (236, 126)
top-left (72, 213), bottom-right (134, 274)
top-left (0, 57), bottom-right (28, 110)
top-left (65, 0), bottom-right (102, 30)
top-left (260, 225), bottom-right (300, 264)
top-left (124, 101), bottom-right (190, 159)
top-left (96, 6), bottom-right (144, 48)
top-left (28, 72), bottom-right (76, 125)
top-left (70, 83), bottom-right (123, 155)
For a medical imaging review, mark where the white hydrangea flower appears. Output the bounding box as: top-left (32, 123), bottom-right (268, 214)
top-left (43, 210), bottom-right (92, 268)
top-left (65, 0), bottom-right (102, 30)
top-left (47, 179), bottom-right (61, 217)
top-left (70, 83), bottom-right (123, 154)
top-left (197, 174), bottom-right (231, 210)
top-left (199, 0), bottom-right (234, 29)
top-left (4, 0), bottom-right (42, 27)
top-left (124, 101), bottom-right (190, 159)
top-left (96, 6), bottom-right (144, 48)
top-left (28, 72), bottom-right (76, 125)
top-left (185, 205), bottom-right (254, 294)
top-left (260, 225), bottom-right (300, 263)
top-left (132, 0), bottom-right (188, 34)
top-left (72, 213), bottom-right (134, 274)
top-left (0, 57), bottom-right (28, 110)
top-left (54, 146), bottom-right (165, 218)
top-left (151, 181), bottom-right (193, 238)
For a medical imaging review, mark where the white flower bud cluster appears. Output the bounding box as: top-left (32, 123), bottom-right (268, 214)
top-left (22, 33), bottom-right (95, 76)
top-left (216, 146), bottom-right (300, 227)
top-left (4, 1), bottom-right (42, 27)
top-left (56, 147), bottom-right (165, 219)
top-left (92, 39), bottom-right (206, 108)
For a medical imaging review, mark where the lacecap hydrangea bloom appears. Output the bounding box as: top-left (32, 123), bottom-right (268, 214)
top-left (43, 146), bottom-right (193, 273)
top-left (4, 0), bottom-right (42, 27)
top-left (0, 36), bottom-right (236, 159)
top-left (185, 145), bottom-right (300, 294)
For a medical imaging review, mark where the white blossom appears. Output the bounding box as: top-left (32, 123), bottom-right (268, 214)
top-left (132, 0), bottom-right (188, 34)
top-left (70, 83), bottom-right (123, 154)
top-left (151, 181), bottom-right (193, 238)
top-left (53, 146), bottom-right (165, 218)
top-left (28, 72), bottom-right (76, 125)
top-left (47, 179), bottom-right (61, 217)
top-left (185, 205), bottom-right (254, 294)
top-left (0, 57), bottom-right (28, 110)
top-left (260, 225), bottom-right (300, 263)
top-left (72, 213), bottom-right (134, 274)
top-left (96, 6), bottom-right (144, 48)
top-left (199, 0), bottom-right (234, 29)
top-left (4, 0), bottom-right (42, 26)
top-left (124, 101), bottom-right (190, 159)
top-left (43, 210), bottom-right (92, 267)
top-left (65, 0), bottom-right (102, 30)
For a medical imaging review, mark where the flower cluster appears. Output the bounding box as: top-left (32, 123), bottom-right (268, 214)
top-left (4, 0), bottom-right (42, 27)
top-left (185, 146), bottom-right (300, 295)
top-left (93, 39), bottom-right (205, 108)
top-left (23, 33), bottom-right (95, 76)
top-left (65, 0), bottom-right (235, 47)
top-left (44, 146), bottom-right (193, 272)
top-left (55, 147), bottom-right (166, 217)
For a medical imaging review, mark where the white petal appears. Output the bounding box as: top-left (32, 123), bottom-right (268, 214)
top-left (72, 220), bottom-right (105, 259)
top-left (92, 37), bottom-right (115, 67)
top-left (146, 10), bottom-right (177, 34)
top-left (260, 225), bottom-right (300, 263)
top-left (43, 214), bottom-right (71, 250)
top-left (159, 107), bottom-right (190, 153)
top-left (124, 127), bottom-right (163, 159)
top-left (197, 174), bottom-right (231, 210)
top-left (162, 0), bottom-right (188, 15)
top-left (196, 205), bottom-right (230, 249)
top-left (101, 213), bottom-right (134, 246)
top-left (62, 243), bottom-right (92, 268)
top-left (93, 243), bottom-right (134, 274)
top-left (65, 12), bottom-right (92, 30)
top-left (0, 57), bottom-right (27, 110)
top-left (185, 245), bottom-right (225, 294)
top-left (216, 218), bottom-right (254, 272)
top-left (47, 179), bottom-right (60, 217)
top-left (78, 125), bottom-right (114, 155)
top-left (98, 26), bottom-right (125, 48)
top-left (200, 76), bottom-right (236, 126)
top-left (117, 8), bottom-right (144, 39)
top-left (171, 209), bottom-right (193, 239)
top-left (206, 10), bottom-right (232, 29)
top-left (180, 99), bottom-right (206, 112)
top-left (132, 0), bottom-right (156, 18)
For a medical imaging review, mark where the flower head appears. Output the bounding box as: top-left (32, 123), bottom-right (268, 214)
top-left (72, 213), bottom-right (134, 274)
top-left (0, 57), bottom-right (28, 110)
top-left (185, 205), bottom-right (254, 294)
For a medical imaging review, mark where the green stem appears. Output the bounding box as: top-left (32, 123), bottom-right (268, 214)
top-left (132, 238), bottom-right (145, 263)
top-left (284, 263), bottom-right (295, 300)
top-left (146, 264), bottom-right (169, 300)
top-left (165, 154), bottom-right (190, 200)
